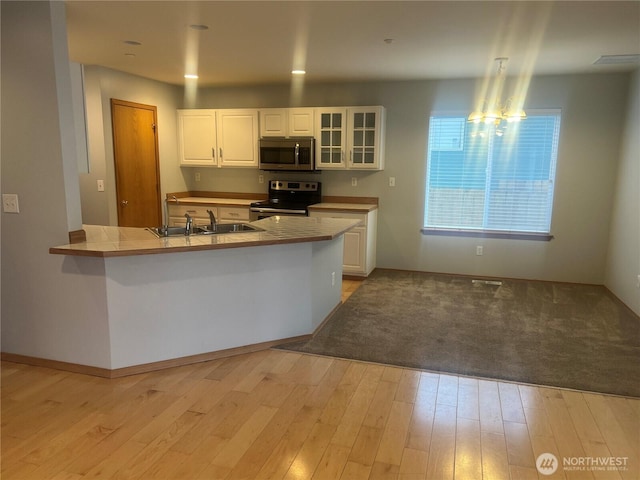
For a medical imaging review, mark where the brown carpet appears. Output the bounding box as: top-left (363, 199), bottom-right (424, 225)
top-left (279, 269), bottom-right (640, 397)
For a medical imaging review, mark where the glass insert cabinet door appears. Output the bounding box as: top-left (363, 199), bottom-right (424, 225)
top-left (315, 106), bottom-right (386, 170)
top-left (316, 108), bottom-right (347, 168)
top-left (348, 106), bottom-right (385, 170)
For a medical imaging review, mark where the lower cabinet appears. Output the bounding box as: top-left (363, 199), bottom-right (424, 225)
top-left (168, 204), bottom-right (249, 227)
top-left (309, 209), bottom-right (377, 277)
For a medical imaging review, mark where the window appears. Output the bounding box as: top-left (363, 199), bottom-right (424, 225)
top-left (423, 111), bottom-right (561, 239)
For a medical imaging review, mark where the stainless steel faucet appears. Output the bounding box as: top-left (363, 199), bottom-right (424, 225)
top-left (207, 209), bottom-right (217, 229)
top-left (184, 213), bottom-right (193, 235)
top-left (163, 195), bottom-right (179, 227)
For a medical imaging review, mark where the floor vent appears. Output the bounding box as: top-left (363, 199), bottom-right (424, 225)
top-left (472, 279), bottom-right (503, 286)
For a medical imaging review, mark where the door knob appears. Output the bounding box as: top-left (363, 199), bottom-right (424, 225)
top-left (121, 200), bottom-right (128, 206)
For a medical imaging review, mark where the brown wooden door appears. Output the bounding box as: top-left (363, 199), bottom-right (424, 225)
top-left (111, 99), bottom-right (162, 227)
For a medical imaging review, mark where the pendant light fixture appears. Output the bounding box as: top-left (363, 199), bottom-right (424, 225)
top-left (468, 57), bottom-right (527, 130)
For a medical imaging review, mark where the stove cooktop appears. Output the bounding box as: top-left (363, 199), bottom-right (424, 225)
top-left (250, 180), bottom-right (322, 213)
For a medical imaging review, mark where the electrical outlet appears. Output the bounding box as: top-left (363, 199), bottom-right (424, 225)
top-left (351, 177), bottom-right (357, 187)
top-left (331, 271), bottom-right (336, 286)
top-left (476, 246), bottom-right (483, 256)
top-left (259, 174), bottom-right (264, 184)
top-left (637, 274), bottom-right (640, 288)
top-left (97, 179), bottom-right (105, 192)
top-left (2, 194), bottom-right (19, 213)
top-left (389, 177), bottom-right (396, 187)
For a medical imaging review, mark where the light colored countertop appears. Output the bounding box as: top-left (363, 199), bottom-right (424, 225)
top-left (50, 216), bottom-right (361, 258)
top-left (308, 202), bottom-right (378, 213)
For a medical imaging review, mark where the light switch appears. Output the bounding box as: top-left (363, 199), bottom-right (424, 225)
top-left (389, 177), bottom-right (396, 187)
top-left (2, 194), bottom-right (19, 213)
top-left (97, 179), bottom-right (105, 192)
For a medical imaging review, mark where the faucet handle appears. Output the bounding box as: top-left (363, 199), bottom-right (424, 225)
top-left (184, 212), bottom-right (193, 235)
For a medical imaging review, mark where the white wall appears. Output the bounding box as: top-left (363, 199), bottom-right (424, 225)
top-left (605, 69), bottom-right (640, 315)
top-left (79, 66), bottom-right (187, 225)
top-left (1, 1), bottom-right (111, 366)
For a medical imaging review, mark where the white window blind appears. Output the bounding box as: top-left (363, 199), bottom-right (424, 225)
top-left (423, 111), bottom-right (561, 236)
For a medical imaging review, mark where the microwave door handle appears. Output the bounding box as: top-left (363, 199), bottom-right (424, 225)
top-left (295, 143), bottom-right (299, 165)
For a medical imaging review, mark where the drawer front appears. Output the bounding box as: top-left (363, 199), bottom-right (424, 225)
top-left (218, 206), bottom-right (250, 221)
top-left (309, 210), bottom-right (367, 226)
top-left (169, 205), bottom-right (216, 218)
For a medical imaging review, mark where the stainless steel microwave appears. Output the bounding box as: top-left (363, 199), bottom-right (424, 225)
top-left (259, 137), bottom-right (315, 171)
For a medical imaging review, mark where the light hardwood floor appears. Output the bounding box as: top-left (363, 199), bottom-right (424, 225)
top-left (2, 280), bottom-right (638, 480)
top-left (341, 278), bottom-right (364, 303)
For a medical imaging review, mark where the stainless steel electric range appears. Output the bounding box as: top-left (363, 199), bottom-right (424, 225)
top-left (249, 180), bottom-right (321, 220)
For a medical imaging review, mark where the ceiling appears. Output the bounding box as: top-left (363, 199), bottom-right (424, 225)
top-left (65, 1), bottom-right (640, 87)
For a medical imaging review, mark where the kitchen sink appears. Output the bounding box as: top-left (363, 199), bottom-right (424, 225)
top-left (148, 223), bottom-right (263, 238)
top-left (199, 223), bottom-right (263, 234)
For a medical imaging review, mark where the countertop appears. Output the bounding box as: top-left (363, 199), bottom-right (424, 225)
top-left (308, 202), bottom-right (378, 213)
top-left (50, 216), bottom-right (361, 258)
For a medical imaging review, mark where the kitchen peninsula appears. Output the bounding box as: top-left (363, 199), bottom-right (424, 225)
top-left (45, 216), bottom-right (360, 377)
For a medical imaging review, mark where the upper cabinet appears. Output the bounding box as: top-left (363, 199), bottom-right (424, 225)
top-left (177, 109), bottom-right (217, 167)
top-left (216, 109), bottom-right (259, 167)
top-left (315, 106), bottom-right (385, 171)
top-left (177, 109), bottom-right (259, 168)
top-left (259, 108), bottom-right (315, 137)
top-left (316, 108), bottom-right (347, 169)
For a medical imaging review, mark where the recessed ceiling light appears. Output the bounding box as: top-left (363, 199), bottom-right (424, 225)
top-left (123, 40), bottom-right (142, 46)
top-left (184, 74), bottom-right (199, 79)
top-left (189, 24), bottom-right (209, 31)
top-left (291, 70), bottom-right (306, 75)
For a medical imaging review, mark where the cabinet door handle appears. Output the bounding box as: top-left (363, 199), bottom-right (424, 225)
top-left (219, 147), bottom-right (223, 159)
top-left (212, 147), bottom-right (215, 159)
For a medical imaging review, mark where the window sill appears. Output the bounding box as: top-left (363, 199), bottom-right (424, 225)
top-left (421, 228), bottom-right (554, 241)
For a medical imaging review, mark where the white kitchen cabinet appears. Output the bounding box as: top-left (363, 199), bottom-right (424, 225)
top-left (347, 106), bottom-right (385, 170)
top-left (177, 110), bottom-right (217, 167)
top-left (288, 108), bottom-right (315, 136)
top-left (259, 108), bottom-right (315, 137)
top-left (315, 108), bottom-right (347, 169)
top-left (168, 204), bottom-right (217, 227)
top-left (315, 106), bottom-right (385, 171)
top-left (309, 208), bottom-right (377, 277)
top-left (218, 206), bottom-right (250, 222)
top-left (168, 203), bottom-right (250, 227)
top-left (177, 109), bottom-right (259, 168)
top-left (259, 109), bottom-right (287, 137)
top-left (217, 110), bottom-right (259, 167)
